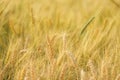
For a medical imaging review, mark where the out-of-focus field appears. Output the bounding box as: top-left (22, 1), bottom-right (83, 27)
top-left (0, 0), bottom-right (120, 80)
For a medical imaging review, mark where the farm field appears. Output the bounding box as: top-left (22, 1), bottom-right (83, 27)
top-left (0, 0), bottom-right (120, 80)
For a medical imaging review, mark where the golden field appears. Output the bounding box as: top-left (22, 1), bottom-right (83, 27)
top-left (0, 0), bottom-right (120, 80)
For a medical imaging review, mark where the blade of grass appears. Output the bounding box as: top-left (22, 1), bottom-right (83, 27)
top-left (80, 16), bottom-right (95, 35)
top-left (80, 7), bottom-right (103, 35)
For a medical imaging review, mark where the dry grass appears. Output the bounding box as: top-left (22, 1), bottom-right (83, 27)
top-left (0, 0), bottom-right (120, 80)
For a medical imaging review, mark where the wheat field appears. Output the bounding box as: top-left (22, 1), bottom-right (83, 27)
top-left (0, 0), bottom-right (120, 80)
